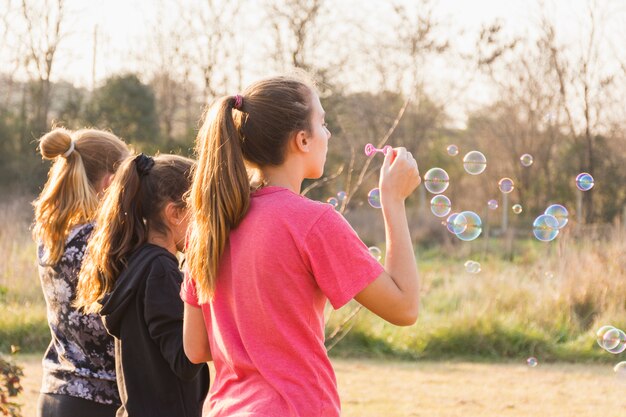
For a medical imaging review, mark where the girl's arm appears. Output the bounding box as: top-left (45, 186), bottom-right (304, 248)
top-left (144, 262), bottom-right (208, 380)
top-left (183, 303), bottom-right (212, 363)
top-left (354, 147), bottom-right (421, 326)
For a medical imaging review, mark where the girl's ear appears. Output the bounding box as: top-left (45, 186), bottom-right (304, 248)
top-left (163, 201), bottom-right (182, 225)
top-left (165, 202), bottom-right (186, 226)
top-left (98, 173), bottom-right (115, 193)
top-left (293, 130), bottom-right (310, 153)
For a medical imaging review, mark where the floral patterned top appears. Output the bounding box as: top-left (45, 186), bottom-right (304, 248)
top-left (38, 223), bottom-right (120, 405)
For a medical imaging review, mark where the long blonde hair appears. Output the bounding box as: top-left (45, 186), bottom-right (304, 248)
top-left (76, 154), bottom-right (194, 313)
top-left (32, 127), bottom-right (128, 264)
top-left (186, 75), bottom-right (314, 303)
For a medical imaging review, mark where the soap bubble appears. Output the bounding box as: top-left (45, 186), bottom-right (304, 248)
top-left (575, 172), bottom-right (594, 191)
top-left (498, 177), bottom-right (515, 194)
top-left (326, 197), bottom-right (339, 208)
top-left (520, 154), bottom-right (534, 167)
top-left (464, 260), bottom-right (481, 274)
top-left (447, 144), bottom-right (459, 156)
top-left (602, 328), bottom-right (626, 354)
top-left (512, 204), bottom-right (523, 214)
top-left (533, 214), bottom-right (559, 242)
top-left (544, 204), bottom-right (568, 229)
top-left (368, 246), bottom-right (382, 262)
top-left (424, 168), bottom-right (450, 194)
top-left (337, 191), bottom-right (347, 201)
top-left (463, 151), bottom-right (487, 175)
top-left (446, 212), bottom-right (467, 235)
top-left (487, 199), bottom-right (498, 210)
top-left (430, 195), bottom-right (452, 217)
top-left (526, 357), bottom-right (538, 367)
top-left (614, 362), bottom-right (626, 384)
top-left (596, 325), bottom-right (617, 348)
top-left (455, 211), bottom-right (482, 241)
top-left (368, 188), bottom-right (382, 209)
top-left (602, 328), bottom-right (623, 350)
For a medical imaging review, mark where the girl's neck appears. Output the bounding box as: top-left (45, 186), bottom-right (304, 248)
top-left (261, 165), bottom-right (303, 194)
top-left (147, 231), bottom-right (178, 256)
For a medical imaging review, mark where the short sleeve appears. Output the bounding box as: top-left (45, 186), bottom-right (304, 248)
top-left (180, 268), bottom-right (200, 308)
top-left (302, 208), bottom-right (384, 309)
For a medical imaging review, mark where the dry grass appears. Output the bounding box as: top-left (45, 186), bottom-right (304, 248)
top-left (2, 195), bottom-right (626, 359)
top-left (14, 354), bottom-right (626, 417)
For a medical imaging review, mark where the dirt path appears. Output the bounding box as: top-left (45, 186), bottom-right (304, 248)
top-left (14, 355), bottom-right (626, 416)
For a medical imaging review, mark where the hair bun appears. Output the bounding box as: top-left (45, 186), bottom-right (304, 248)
top-left (39, 128), bottom-right (74, 160)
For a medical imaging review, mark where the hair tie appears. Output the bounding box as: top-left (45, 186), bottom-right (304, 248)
top-left (62, 140), bottom-right (75, 158)
top-left (233, 94), bottom-right (243, 110)
top-left (134, 153), bottom-right (155, 177)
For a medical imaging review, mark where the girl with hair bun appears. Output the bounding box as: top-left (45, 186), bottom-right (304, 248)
top-left (76, 153), bottom-right (209, 417)
top-left (182, 74), bottom-right (421, 416)
top-left (32, 127), bottom-right (129, 417)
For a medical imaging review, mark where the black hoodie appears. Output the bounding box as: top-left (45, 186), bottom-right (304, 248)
top-left (100, 243), bottom-right (209, 417)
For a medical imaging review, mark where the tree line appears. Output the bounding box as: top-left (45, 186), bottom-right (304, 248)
top-left (0, 0), bottom-right (624, 229)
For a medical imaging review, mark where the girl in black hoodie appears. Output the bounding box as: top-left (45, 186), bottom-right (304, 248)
top-left (76, 153), bottom-right (209, 417)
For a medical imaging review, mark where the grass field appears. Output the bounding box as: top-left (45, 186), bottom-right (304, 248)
top-left (2, 196), bottom-right (626, 415)
top-left (13, 354), bottom-right (626, 417)
top-left (2, 196), bottom-right (626, 362)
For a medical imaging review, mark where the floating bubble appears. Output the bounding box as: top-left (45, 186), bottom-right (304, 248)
top-left (446, 144), bottom-right (459, 156)
top-left (575, 172), bottom-right (594, 191)
top-left (606, 341), bottom-right (626, 354)
top-left (368, 246), bottom-right (382, 262)
top-left (367, 188), bottom-right (382, 209)
top-left (455, 211), bottom-right (482, 241)
top-left (520, 154), bottom-right (534, 167)
top-left (326, 197), bottom-right (339, 208)
top-left (464, 260), bottom-right (481, 274)
top-left (430, 195), bottom-right (451, 217)
top-left (424, 168), bottom-right (450, 194)
top-left (602, 328), bottom-right (626, 354)
top-left (487, 199), bottom-right (498, 210)
top-left (337, 191), bottom-right (347, 201)
top-left (544, 204), bottom-right (568, 229)
top-left (533, 214), bottom-right (559, 242)
top-left (463, 151), bottom-right (487, 175)
top-left (614, 362), bottom-right (626, 384)
top-left (512, 204), bottom-right (523, 214)
top-left (602, 328), bottom-right (623, 350)
top-left (498, 177), bottom-right (515, 194)
top-left (596, 325), bottom-right (617, 348)
top-left (527, 357), bottom-right (538, 367)
top-left (446, 212), bottom-right (467, 235)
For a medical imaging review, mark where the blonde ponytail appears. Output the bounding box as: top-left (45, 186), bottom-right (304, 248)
top-left (32, 128), bottom-right (128, 264)
top-left (187, 76), bottom-right (314, 303)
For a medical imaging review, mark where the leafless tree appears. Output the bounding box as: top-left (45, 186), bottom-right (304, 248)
top-left (20, 0), bottom-right (67, 134)
top-left (180, 0), bottom-right (242, 102)
top-left (541, 2), bottom-right (618, 222)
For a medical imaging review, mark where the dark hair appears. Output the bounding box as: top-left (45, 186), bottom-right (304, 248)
top-left (187, 74), bottom-right (316, 302)
top-left (76, 153), bottom-right (195, 312)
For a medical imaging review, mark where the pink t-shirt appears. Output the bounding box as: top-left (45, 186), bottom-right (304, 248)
top-left (181, 186), bottom-right (383, 417)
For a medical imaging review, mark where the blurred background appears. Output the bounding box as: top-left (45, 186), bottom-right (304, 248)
top-left (1, 0), bottom-right (625, 364)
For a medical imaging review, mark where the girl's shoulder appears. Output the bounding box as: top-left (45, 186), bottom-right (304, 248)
top-left (38, 223), bottom-right (94, 267)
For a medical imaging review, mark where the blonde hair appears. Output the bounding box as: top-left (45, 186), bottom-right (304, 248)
top-left (186, 75), bottom-right (314, 303)
top-left (76, 154), bottom-right (195, 313)
top-left (32, 127), bottom-right (129, 264)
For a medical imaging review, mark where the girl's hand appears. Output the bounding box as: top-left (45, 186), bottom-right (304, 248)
top-left (379, 147), bottom-right (421, 205)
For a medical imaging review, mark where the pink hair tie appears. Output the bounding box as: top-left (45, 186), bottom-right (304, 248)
top-left (234, 94), bottom-right (243, 110)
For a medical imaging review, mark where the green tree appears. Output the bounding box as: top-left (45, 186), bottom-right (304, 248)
top-left (87, 74), bottom-right (160, 148)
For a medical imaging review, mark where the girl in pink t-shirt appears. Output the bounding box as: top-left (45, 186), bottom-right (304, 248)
top-left (182, 74), bottom-right (421, 417)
